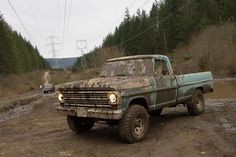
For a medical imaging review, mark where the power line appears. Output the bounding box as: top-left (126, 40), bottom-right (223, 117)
top-left (7, 0), bottom-right (35, 45)
top-left (57, 0), bottom-right (60, 37)
top-left (93, 0), bottom-right (193, 51)
top-left (26, 0), bottom-right (44, 36)
top-left (90, 0), bottom-right (138, 44)
top-left (62, 0), bottom-right (68, 43)
top-left (129, 0), bottom-right (139, 9)
top-left (139, 0), bottom-right (152, 10)
top-left (66, 0), bottom-right (72, 32)
top-left (112, 0), bottom-right (195, 48)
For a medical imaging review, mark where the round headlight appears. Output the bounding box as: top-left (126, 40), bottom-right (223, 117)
top-left (109, 93), bottom-right (117, 103)
top-left (58, 93), bottom-right (64, 102)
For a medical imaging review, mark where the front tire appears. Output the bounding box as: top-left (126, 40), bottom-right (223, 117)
top-left (118, 105), bottom-right (149, 143)
top-left (187, 89), bottom-right (205, 115)
top-left (67, 116), bottom-right (95, 133)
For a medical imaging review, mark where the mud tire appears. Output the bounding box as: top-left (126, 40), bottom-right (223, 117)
top-left (118, 105), bottom-right (149, 143)
top-left (151, 108), bottom-right (163, 116)
top-left (187, 89), bottom-right (205, 115)
top-left (67, 116), bottom-right (95, 133)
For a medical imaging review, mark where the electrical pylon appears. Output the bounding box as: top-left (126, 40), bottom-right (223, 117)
top-left (76, 40), bottom-right (88, 69)
top-left (46, 36), bottom-right (60, 68)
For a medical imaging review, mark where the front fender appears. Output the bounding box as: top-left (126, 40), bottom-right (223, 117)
top-left (120, 94), bottom-right (156, 112)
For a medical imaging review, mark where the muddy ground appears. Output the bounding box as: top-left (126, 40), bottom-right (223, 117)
top-left (0, 94), bottom-right (235, 157)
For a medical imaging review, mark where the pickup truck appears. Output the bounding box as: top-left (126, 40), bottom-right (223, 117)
top-left (40, 84), bottom-right (55, 94)
top-left (56, 55), bottom-right (213, 143)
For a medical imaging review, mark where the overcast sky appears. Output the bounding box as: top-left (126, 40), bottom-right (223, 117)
top-left (0, 0), bottom-right (157, 58)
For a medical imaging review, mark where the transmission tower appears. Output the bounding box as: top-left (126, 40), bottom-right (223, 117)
top-left (76, 40), bottom-right (88, 69)
top-left (46, 36), bottom-right (60, 69)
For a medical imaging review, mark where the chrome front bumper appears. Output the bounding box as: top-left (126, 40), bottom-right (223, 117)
top-left (57, 106), bottom-right (123, 120)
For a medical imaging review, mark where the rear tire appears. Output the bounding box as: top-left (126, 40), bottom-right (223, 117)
top-left (187, 89), bottom-right (205, 115)
top-left (67, 116), bottom-right (95, 133)
top-left (118, 105), bottom-right (149, 143)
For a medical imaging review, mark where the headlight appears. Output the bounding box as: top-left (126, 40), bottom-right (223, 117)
top-left (58, 93), bottom-right (64, 103)
top-left (109, 93), bottom-right (117, 103)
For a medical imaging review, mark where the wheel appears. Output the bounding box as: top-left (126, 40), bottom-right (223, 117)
top-left (118, 105), bottom-right (149, 143)
top-left (67, 116), bottom-right (95, 133)
top-left (151, 108), bottom-right (163, 116)
top-left (187, 89), bottom-right (205, 115)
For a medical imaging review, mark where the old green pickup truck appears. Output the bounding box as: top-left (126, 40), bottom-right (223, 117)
top-left (57, 55), bottom-right (213, 143)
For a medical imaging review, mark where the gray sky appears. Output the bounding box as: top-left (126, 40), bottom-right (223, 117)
top-left (0, 0), bottom-right (156, 58)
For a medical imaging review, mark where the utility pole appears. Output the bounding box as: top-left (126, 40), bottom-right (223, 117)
top-left (163, 31), bottom-right (167, 53)
top-left (76, 40), bottom-right (88, 69)
top-left (46, 36), bottom-right (60, 69)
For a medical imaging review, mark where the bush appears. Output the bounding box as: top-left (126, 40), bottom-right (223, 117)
top-left (198, 54), bottom-right (209, 71)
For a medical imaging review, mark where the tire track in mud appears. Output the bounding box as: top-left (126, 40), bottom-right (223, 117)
top-left (0, 104), bottom-right (33, 123)
top-left (0, 94), bottom-right (42, 123)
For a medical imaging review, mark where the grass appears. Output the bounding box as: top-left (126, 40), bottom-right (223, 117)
top-left (172, 22), bottom-right (236, 77)
top-left (0, 71), bottom-right (44, 97)
top-left (0, 68), bottom-right (101, 98)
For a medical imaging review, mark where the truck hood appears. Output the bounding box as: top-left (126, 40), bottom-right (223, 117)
top-left (59, 76), bottom-right (154, 91)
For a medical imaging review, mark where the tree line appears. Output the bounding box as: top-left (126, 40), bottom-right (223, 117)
top-left (74, 0), bottom-right (236, 69)
top-left (0, 14), bottom-right (49, 74)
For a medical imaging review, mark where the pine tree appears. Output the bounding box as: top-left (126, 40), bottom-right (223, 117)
top-left (0, 13), bottom-right (49, 74)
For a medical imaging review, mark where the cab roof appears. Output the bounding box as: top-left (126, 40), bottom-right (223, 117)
top-left (107, 54), bottom-right (168, 62)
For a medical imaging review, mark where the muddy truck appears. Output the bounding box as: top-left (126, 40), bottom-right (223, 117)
top-left (56, 55), bottom-right (213, 143)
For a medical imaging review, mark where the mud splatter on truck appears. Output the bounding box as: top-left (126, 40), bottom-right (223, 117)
top-left (57, 55), bottom-right (213, 143)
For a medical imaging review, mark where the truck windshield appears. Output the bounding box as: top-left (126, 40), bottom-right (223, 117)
top-left (100, 58), bottom-right (153, 77)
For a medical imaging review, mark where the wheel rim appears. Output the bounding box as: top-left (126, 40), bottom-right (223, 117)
top-left (134, 118), bottom-right (145, 136)
top-left (196, 96), bottom-right (203, 111)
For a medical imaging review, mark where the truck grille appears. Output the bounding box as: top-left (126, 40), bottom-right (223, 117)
top-left (61, 89), bottom-right (111, 108)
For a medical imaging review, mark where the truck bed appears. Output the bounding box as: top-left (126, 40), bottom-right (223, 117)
top-left (176, 71), bottom-right (214, 103)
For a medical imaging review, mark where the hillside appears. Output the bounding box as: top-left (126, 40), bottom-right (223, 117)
top-left (0, 14), bottom-right (49, 74)
top-left (74, 0), bottom-right (236, 73)
top-left (46, 57), bottom-right (77, 69)
top-left (173, 22), bottom-right (236, 76)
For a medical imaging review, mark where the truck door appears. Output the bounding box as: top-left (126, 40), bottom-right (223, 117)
top-left (154, 59), bottom-right (177, 107)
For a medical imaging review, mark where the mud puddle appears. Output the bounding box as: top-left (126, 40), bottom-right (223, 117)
top-left (0, 96), bottom-right (44, 123)
top-left (0, 104), bottom-right (33, 123)
top-left (207, 79), bottom-right (236, 99)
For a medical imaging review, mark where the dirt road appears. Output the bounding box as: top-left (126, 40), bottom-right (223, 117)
top-left (0, 95), bottom-right (236, 157)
